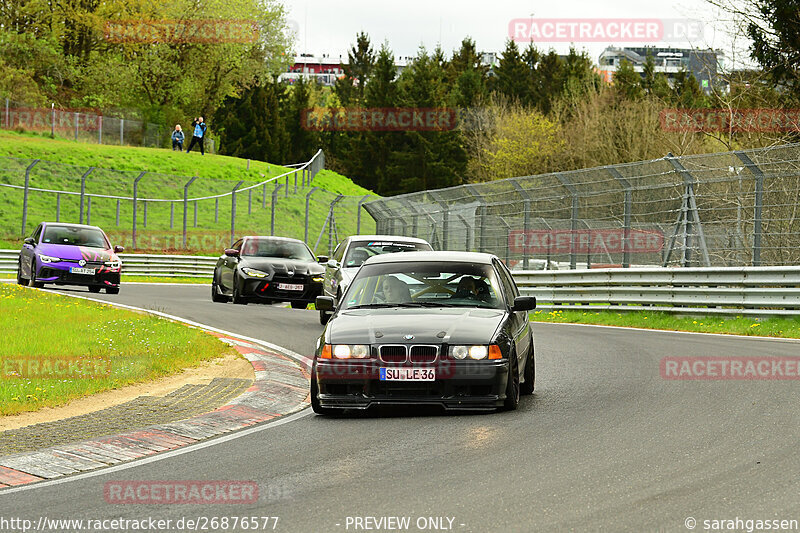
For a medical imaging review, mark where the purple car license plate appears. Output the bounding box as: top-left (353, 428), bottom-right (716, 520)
top-left (69, 267), bottom-right (95, 275)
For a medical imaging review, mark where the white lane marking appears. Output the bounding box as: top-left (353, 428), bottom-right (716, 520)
top-left (40, 289), bottom-right (314, 368)
top-left (535, 320), bottom-right (800, 343)
top-left (0, 409), bottom-right (311, 495)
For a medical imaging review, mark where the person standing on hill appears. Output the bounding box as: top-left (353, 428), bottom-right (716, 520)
top-left (185, 117), bottom-right (207, 155)
top-left (171, 125), bottom-right (185, 151)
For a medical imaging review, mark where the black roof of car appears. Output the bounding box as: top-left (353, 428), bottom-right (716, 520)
top-left (363, 251), bottom-right (496, 265)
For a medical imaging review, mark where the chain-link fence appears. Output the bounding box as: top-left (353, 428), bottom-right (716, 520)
top-left (0, 149), bottom-right (377, 254)
top-left (1, 98), bottom-right (166, 148)
top-left (364, 143), bottom-right (800, 268)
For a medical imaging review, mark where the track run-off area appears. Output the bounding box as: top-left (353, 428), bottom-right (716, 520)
top-left (2, 284), bottom-right (799, 532)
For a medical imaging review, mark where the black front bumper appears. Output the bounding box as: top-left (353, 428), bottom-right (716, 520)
top-left (314, 359), bottom-right (510, 410)
top-left (241, 278), bottom-right (322, 303)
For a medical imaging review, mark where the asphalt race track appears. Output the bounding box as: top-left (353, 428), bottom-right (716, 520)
top-left (2, 284), bottom-right (800, 532)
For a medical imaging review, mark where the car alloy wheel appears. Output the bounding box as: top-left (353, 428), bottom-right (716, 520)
top-left (503, 349), bottom-right (520, 411)
top-left (232, 275), bottom-right (247, 305)
top-left (211, 275), bottom-right (229, 303)
top-left (16, 261), bottom-right (27, 285)
top-left (27, 266), bottom-right (43, 288)
top-left (521, 341), bottom-right (535, 395)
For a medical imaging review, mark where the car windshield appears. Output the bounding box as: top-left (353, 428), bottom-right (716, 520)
top-left (41, 226), bottom-right (109, 248)
top-left (341, 261), bottom-right (504, 310)
top-left (343, 240), bottom-right (432, 268)
top-left (241, 238), bottom-right (315, 261)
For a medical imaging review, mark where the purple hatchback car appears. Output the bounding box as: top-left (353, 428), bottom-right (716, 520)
top-left (17, 222), bottom-right (123, 294)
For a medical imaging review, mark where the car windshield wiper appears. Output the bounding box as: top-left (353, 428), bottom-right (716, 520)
top-left (347, 303), bottom-right (400, 309)
top-left (395, 301), bottom-right (462, 308)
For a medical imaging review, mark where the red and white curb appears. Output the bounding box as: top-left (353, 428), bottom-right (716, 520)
top-left (0, 335), bottom-right (310, 488)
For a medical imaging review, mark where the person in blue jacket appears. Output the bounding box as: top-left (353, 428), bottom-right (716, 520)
top-left (185, 116), bottom-right (207, 155)
top-left (171, 125), bottom-right (184, 151)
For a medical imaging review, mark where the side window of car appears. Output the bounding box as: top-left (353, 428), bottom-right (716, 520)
top-left (32, 224), bottom-right (43, 243)
top-left (333, 241), bottom-right (345, 263)
top-left (494, 260), bottom-right (518, 305)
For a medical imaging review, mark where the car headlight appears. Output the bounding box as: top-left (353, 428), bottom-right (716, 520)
top-left (312, 276), bottom-right (324, 283)
top-left (104, 260), bottom-right (121, 269)
top-left (38, 254), bottom-right (61, 263)
top-left (331, 344), bottom-right (370, 359)
top-left (449, 345), bottom-right (500, 360)
top-left (241, 267), bottom-right (269, 278)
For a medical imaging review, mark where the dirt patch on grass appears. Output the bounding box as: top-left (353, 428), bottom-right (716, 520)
top-left (0, 350), bottom-right (253, 432)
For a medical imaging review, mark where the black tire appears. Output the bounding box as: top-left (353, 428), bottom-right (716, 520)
top-left (502, 349), bottom-right (520, 411)
top-left (232, 275), bottom-right (247, 305)
top-left (28, 267), bottom-right (43, 289)
top-left (105, 287), bottom-right (120, 295)
top-left (291, 301), bottom-right (308, 309)
top-left (16, 261), bottom-right (27, 285)
top-left (211, 275), bottom-right (229, 303)
top-left (310, 374), bottom-right (336, 415)
top-left (521, 341), bottom-right (535, 395)
top-left (88, 286), bottom-right (102, 293)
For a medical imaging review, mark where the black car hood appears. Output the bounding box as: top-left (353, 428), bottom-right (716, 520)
top-left (239, 257), bottom-right (324, 276)
top-left (328, 308), bottom-right (506, 345)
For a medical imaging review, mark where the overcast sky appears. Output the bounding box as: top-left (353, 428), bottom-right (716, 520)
top-left (281, 0), bottom-right (753, 67)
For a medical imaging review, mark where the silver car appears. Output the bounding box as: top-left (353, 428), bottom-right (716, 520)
top-left (319, 235), bottom-right (432, 324)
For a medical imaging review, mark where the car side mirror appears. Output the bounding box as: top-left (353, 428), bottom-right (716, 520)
top-left (114, 245), bottom-right (124, 253)
top-left (316, 296), bottom-right (335, 311)
top-left (512, 296), bottom-right (536, 312)
top-left (317, 255), bottom-right (329, 263)
top-left (23, 237), bottom-right (35, 246)
top-left (224, 248), bottom-right (240, 258)
top-left (326, 259), bottom-right (338, 268)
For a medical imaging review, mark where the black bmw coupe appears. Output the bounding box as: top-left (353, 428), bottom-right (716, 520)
top-left (212, 236), bottom-right (327, 307)
top-left (313, 251), bottom-right (536, 413)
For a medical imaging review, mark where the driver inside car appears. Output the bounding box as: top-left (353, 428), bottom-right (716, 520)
top-left (381, 275), bottom-right (412, 303)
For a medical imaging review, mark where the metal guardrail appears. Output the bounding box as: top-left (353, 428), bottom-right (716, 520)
top-left (514, 266), bottom-right (800, 316)
top-left (0, 250), bottom-right (217, 278)
top-left (1, 250), bottom-right (798, 314)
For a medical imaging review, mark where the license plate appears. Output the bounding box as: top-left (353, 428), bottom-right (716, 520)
top-left (277, 283), bottom-right (304, 291)
top-left (69, 267), bottom-right (95, 275)
top-left (380, 367), bottom-right (435, 381)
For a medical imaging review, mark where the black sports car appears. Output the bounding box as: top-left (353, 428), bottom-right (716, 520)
top-left (313, 251), bottom-right (536, 414)
top-left (212, 236), bottom-right (326, 307)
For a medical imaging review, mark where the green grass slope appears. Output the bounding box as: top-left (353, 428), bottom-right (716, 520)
top-left (0, 131), bottom-right (378, 254)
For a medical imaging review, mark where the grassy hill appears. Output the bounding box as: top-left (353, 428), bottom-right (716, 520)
top-left (0, 131), bottom-right (377, 254)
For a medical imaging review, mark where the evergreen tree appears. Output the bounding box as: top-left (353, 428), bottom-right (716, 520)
top-left (613, 59), bottom-right (644, 100)
top-left (284, 77), bottom-right (318, 163)
top-left (334, 32), bottom-right (375, 106)
top-left (494, 39), bottom-right (529, 104)
top-left (748, 0), bottom-right (800, 102)
top-left (532, 51), bottom-right (566, 114)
